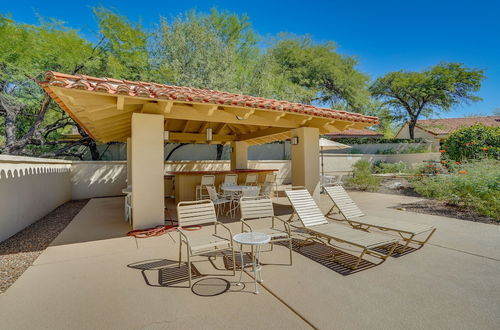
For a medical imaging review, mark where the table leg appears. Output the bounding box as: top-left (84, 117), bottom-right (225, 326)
top-left (252, 245), bottom-right (259, 294)
top-left (237, 247), bottom-right (244, 286)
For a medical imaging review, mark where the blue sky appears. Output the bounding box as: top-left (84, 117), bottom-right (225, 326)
top-left (2, 0), bottom-right (499, 118)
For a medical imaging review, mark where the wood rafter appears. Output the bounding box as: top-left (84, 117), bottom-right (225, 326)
top-left (238, 127), bottom-right (291, 141)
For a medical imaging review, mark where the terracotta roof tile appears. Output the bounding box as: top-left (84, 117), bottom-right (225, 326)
top-left (416, 116), bottom-right (500, 135)
top-left (40, 71), bottom-right (379, 125)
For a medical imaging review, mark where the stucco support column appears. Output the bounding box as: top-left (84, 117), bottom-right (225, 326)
top-left (126, 137), bottom-right (132, 185)
top-left (230, 141), bottom-right (248, 170)
top-left (291, 127), bottom-right (320, 202)
top-left (131, 113), bottom-right (164, 229)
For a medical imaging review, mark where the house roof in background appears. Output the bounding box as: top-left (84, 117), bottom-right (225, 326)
top-left (415, 116), bottom-right (500, 135)
top-left (325, 128), bottom-right (383, 138)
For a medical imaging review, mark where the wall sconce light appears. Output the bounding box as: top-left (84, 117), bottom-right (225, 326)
top-left (206, 127), bottom-right (213, 142)
top-left (164, 130), bottom-right (170, 141)
top-left (291, 136), bottom-right (299, 145)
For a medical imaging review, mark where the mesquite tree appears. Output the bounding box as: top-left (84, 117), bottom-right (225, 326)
top-left (370, 63), bottom-right (485, 139)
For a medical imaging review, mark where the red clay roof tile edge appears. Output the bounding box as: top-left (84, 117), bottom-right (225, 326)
top-left (40, 71), bottom-right (379, 125)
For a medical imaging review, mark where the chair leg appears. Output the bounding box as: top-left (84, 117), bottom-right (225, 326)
top-left (352, 249), bottom-right (367, 270)
top-left (187, 246), bottom-right (192, 288)
top-left (288, 238), bottom-right (293, 265)
top-left (178, 237), bottom-right (182, 268)
top-left (231, 246), bottom-right (236, 275)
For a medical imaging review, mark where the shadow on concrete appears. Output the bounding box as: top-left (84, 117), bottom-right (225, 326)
top-left (279, 239), bottom-right (379, 275)
top-left (127, 259), bottom-right (203, 288)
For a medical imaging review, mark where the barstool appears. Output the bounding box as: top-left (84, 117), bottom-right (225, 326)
top-left (264, 173), bottom-right (279, 198)
top-left (244, 173), bottom-right (258, 186)
top-left (196, 175), bottom-right (215, 200)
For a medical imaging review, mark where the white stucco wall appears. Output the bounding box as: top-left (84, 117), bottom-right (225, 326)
top-left (0, 156), bottom-right (72, 242)
top-left (70, 161), bottom-right (128, 200)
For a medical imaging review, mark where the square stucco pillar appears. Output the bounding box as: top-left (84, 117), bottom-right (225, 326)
top-left (131, 113), bottom-right (164, 229)
top-left (126, 137), bottom-right (132, 185)
top-left (230, 141), bottom-right (248, 170)
top-left (291, 127), bottom-right (320, 202)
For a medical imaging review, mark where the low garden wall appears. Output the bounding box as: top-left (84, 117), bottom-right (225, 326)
top-left (0, 155), bottom-right (72, 242)
top-left (328, 142), bottom-right (435, 154)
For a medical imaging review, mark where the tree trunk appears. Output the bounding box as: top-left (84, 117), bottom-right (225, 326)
top-left (408, 120), bottom-right (416, 139)
top-left (216, 144), bottom-right (224, 160)
top-left (87, 140), bottom-right (100, 160)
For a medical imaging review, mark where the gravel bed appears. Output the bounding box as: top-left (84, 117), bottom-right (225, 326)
top-left (0, 200), bottom-right (88, 294)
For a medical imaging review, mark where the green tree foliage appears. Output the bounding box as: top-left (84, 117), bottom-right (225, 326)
top-left (1, 7), bottom-right (374, 159)
top-left (370, 63), bottom-right (486, 138)
top-left (442, 124), bottom-right (499, 161)
top-left (267, 35), bottom-right (371, 110)
top-left (0, 15), bottom-right (103, 156)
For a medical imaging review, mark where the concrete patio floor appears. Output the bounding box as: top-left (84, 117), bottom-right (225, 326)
top-left (0, 192), bottom-right (499, 329)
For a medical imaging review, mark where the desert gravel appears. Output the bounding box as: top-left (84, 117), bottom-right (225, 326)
top-left (0, 200), bottom-right (88, 294)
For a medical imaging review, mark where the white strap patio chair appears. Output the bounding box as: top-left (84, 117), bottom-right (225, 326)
top-left (285, 189), bottom-right (398, 270)
top-left (195, 175), bottom-right (215, 200)
top-left (324, 186), bottom-right (436, 253)
top-left (240, 196), bottom-right (293, 265)
top-left (220, 174), bottom-right (238, 198)
top-left (177, 200), bottom-right (236, 287)
top-left (206, 185), bottom-right (232, 216)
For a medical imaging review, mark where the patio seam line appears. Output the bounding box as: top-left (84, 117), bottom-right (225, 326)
top-left (427, 243), bottom-right (500, 262)
top-left (243, 272), bottom-right (318, 330)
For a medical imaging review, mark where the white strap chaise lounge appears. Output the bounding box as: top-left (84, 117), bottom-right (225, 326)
top-left (177, 200), bottom-right (236, 287)
top-left (324, 185), bottom-right (436, 253)
top-left (240, 196), bottom-right (293, 265)
top-left (285, 189), bottom-right (398, 270)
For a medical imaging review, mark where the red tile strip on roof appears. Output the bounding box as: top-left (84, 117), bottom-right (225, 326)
top-left (40, 71), bottom-right (379, 125)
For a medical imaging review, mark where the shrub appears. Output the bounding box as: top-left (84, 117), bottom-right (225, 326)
top-left (373, 161), bottom-right (408, 174)
top-left (411, 159), bottom-right (500, 219)
top-left (345, 160), bottom-right (382, 191)
top-left (441, 124), bottom-right (500, 161)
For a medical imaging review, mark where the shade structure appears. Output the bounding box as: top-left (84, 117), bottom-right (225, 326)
top-left (319, 138), bottom-right (352, 180)
top-left (39, 71), bottom-right (379, 145)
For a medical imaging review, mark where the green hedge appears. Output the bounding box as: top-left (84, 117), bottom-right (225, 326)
top-left (441, 124), bottom-right (500, 161)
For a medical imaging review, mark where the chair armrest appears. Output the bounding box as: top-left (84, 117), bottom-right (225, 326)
top-left (272, 216), bottom-right (291, 235)
top-left (215, 221), bottom-right (234, 243)
top-left (240, 219), bottom-right (253, 232)
top-left (177, 228), bottom-right (191, 246)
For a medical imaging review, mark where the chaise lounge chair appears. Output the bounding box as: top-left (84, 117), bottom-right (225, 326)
top-left (177, 200), bottom-right (236, 287)
top-left (285, 189), bottom-right (398, 270)
top-left (324, 185), bottom-right (436, 253)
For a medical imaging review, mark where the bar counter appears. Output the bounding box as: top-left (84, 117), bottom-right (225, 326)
top-left (165, 169), bottom-right (278, 202)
